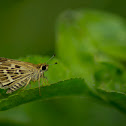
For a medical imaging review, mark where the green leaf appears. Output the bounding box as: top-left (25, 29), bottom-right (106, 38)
top-left (96, 89), bottom-right (126, 114)
top-left (1, 77), bottom-right (126, 113)
top-left (0, 78), bottom-right (90, 111)
top-left (56, 10), bottom-right (126, 113)
top-left (56, 10), bottom-right (126, 61)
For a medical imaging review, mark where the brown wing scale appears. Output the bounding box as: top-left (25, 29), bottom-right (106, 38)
top-left (0, 57), bottom-right (38, 93)
top-left (6, 76), bottom-right (31, 94)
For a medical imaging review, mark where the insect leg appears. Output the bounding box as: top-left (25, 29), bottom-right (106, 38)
top-left (38, 73), bottom-right (41, 96)
top-left (21, 77), bottom-right (31, 91)
top-left (42, 72), bottom-right (48, 85)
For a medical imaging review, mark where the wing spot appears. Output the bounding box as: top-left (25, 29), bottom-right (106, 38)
top-left (0, 74), bottom-right (6, 77)
top-left (7, 71), bottom-right (13, 74)
top-left (17, 83), bottom-right (22, 87)
top-left (15, 65), bottom-right (21, 68)
top-left (0, 72), bottom-right (4, 74)
top-left (19, 70), bottom-right (25, 74)
top-left (15, 84), bottom-right (19, 88)
top-left (12, 75), bottom-right (22, 79)
top-left (11, 86), bottom-right (16, 90)
top-left (0, 77), bottom-right (8, 81)
top-left (0, 67), bottom-right (8, 69)
top-left (10, 87), bottom-right (15, 91)
top-left (6, 70), bottom-right (14, 72)
top-left (1, 63), bottom-right (11, 67)
top-left (2, 81), bottom-right (13, 87)
top-left (0, 58), bottom-right (7, 62)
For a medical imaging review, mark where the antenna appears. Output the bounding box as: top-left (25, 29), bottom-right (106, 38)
top-left (46, 54), bottom-right (56, 63)
top-left (48, 62), bottom-right (57, 66)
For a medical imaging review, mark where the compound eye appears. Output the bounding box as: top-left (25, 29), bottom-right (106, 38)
top-left (42, 65), bottom-right (46, 70)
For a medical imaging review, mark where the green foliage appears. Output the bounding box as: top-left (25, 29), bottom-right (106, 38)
top-left (1, 10), bottom-right (126, 116)
top-left (56, 10), bottom-right (126, 113)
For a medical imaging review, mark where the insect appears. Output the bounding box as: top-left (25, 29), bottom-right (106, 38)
top-left (0, 55), bottom-right (57, 94)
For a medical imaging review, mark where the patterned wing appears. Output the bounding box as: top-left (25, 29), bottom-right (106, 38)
top-left (6, 76), bottom-right (31, 94)
top-left (0, 57), bottom-right (35, 93)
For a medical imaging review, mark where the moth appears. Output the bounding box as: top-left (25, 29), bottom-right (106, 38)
top-left (0, 55), bottom-right (57, 94)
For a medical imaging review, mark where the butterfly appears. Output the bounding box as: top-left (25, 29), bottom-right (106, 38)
top-left (0, 55), bottom-right (57, 94)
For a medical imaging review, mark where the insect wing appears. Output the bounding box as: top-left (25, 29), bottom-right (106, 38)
top-left (0, 57), bottom-right (34, 92)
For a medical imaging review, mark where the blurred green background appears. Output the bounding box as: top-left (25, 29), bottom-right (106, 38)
top-left (0, 0), bottom-right (126, 126)
top-left (1, 0), bottom-right (126, 58)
